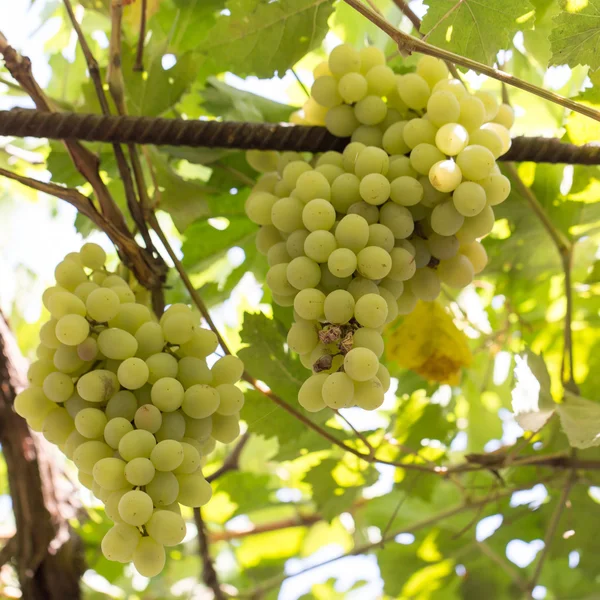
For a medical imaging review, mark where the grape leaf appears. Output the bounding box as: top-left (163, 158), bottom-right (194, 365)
top-left (421, 0), bottom-right (534, 65)
top-left (556, 392), bottom-right (600, 449)
top-left (198, 0), bottom-right (334, 77)
top-left (549, 0), bottom-right (600, 69)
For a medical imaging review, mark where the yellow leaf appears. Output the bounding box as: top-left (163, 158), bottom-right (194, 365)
top-left (385, 301), bottom-right (472, 384)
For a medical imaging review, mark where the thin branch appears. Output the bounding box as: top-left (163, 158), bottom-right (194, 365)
top-left (133, 0), bottom-right (148, 72)
top-left (478, 541), bottom-right (529, 592)
top-left (343, 0), bottom-right (600, 123)
top-left (205, 432), bottom-right (250, 483)
top-left (193, 508), bottom-right (225, 600)
top-left (334, 410), bottom-right (374, 454)
top-left (528, 470), bottom-right (577, 590)
top-left (391, 0), bottom-right (421, 30)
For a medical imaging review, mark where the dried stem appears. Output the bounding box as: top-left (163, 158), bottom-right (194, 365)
top-left (133, 0), bottom-right (148, 72)
top-left (343, 0), bottom-right (600, 123)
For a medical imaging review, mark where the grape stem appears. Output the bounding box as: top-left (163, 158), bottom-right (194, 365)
top-left (343, 0), bottom-right (600, 123)
top-left (193, 508), bottom-right (226, 600)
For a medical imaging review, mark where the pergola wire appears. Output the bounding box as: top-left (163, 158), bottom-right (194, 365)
top-left (2, 108), bottom-right (600, 164)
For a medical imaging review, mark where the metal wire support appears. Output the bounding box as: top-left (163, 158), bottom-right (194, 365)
top-left (1, 108), bottom-right (600, 164)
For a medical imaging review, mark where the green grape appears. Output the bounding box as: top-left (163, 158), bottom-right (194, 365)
top-left (47, 291), bottom-right (86, 320)
top-left (134, 404), bottom-right (162, 433)
top-left (286, 256), bottom-right (321, 290)
top-left (354, 96), bottom-right (387, 126)
top-left (271, 197), bottom-right (304, 233)
top-left (335, 214), bottom-right (369, 252)
top-left (93, 457), bottom-right (128, 491)
top-left (183, 413), bottom-right (211, 441)
top-left (388, 175), bottom-right (422, 207)
top-left (146, 471), bottom-right (179, 508)
top-left (162, 313), bottom-right (194, 345)
top-left (78, 471), bottom-right (94, 490)
top-left (77, 370), bottom-right (119, 403)
top-left (438, 254), bottom-right (475, 288)
top-left (365, 64), bottom-right (396, 95)
top-left (379, 287), bottom-right (399, 323)
top-left (330, 173), bottom-right (361, 213)
top-left (416, 56), bottom-right (449, 87)
top-left (379, 277), bottom-right (404, 298)
top-left (430, 200), bottom-right (465, 236)
top-left (256, 225), bottom-right (282, 255)
top-left (245, 191), bottom-right (277, 225)
top-left (481, 123), bottom-right (510, 155)
top-left (36, 343), bottom-right (56, 361)
top-left (452, 182), bottom-right (486, 216)
top-left (338, 72), bottom-right (368, 103)
top-left (55, 259), bottom-right (88, 291)
top-left (42, 285), bottom-right (67, 311)
top-left (460, 241), bottom-right (488, 274)
top-left (341, 142), bottom-right (365, 173)
top-left (397, 289), bottom-right (418, 315)
top-left (215, 384), bottom-right (244, 415)
top-left (410, 143), bottom-right (445, 175)
top-left (411, 238), bottom-right (432, 268)
top-left (282, 161), bottom-right (312, 188)
top-left (379, 203), bottom-right (414, 239)
top-left (101, 523), bottom-right (141, 564)
top-left (433, 78), bottom-right (468, 99)
top-left (146, 510), bottom-right (186, 547)
top-left (210, 355), bottom-right (243, 387)
top-left (419, 176), bottom-right (447, 208)
top-left (105, 488), bottom-right (130, 523)
top-left (103, 275), bottom-right (129, 288)
top-left (353, 327), bottom-right (384, 357)
top-left (118, 489), bottom-right (154, 526)
top-left (133, 537), bottom-right (166, 578)
top-left (284, 230), bottom-right (308, 260)
top-left (322, 372), bottom-right (354, 409)
top-left (354, 293), bottom-right (388, 328)
top-left (86, 288), bottom-right (120, 322)
top-left (118, 429), bottom-right (157, 461)
top-left (150, 439), bottom-right (184, 472)
top-left (42, 408), bottom-right (75, 445)
top-left (63, 393), bottom-right (91, 419)
top-left (429, 159), bottom-right (462, 193)
top-left (388, 156), bottom-right (418, 180)
top-left (176, 472), bottom-right (212, 507)
top-left (298, 373), bottom-right (328, 412)
top-left (97, 328), bottom-right (137, 360)
top-left (396, 239), bottom-right (416, 257)
top-left (174, 442), bottom-right (202, 474)
top-left (328, 43), bottom-right (361, 76)
top-left (113, 286), bottom-right (135, 304)
top-left (43, 371), bottom-right (74, 403)
top-left (73, 440), bottom-right (113, 473)
top-left (182, 385), bottom-right (220, 419)
top-left (458, 96), bottom-right (486, 131)
top-left (380, 108), bottom-right (404, 130)
top-left (377, 363), bottom-right (391, 392)
top-left (327, 248), bottom-right (357, 278)
top-left (74, 281), bottom-right (99, 302)
top-left (435, 123), bottom-right (469, 156)
top-left (357, 246), bottom-right (392, 279)
top-left (320, 264), bottom-right (352, 292)
top-left (474, 90), bottom-right (499, 121)
top-left (277, 151), bottom-right (302, 174)
top-left (344, 347), bottom-right (379, 382)
top-left (351, 126), bottom-right (383, 147)
top-left (109, 303), bottom-right (152, 334)
top-left (316, 151), bottom-right (344, 168)
top-left (124, 457), bottom-right (155, 486)
top-left (294, 288), bottom-right (326, 321)
top-left (426, 91), bottom-right (460, 127)
top-left (304, 230), bottom-right (337, 263)
top-left (246, 149), bottom-right (279, 173)
top-left (28, 359), bottom-right (56, 386)
top-left (151, 377), bottom-right (184, 412)
top-left (116, 357), bottom-right (149, 390)
top-left (381, 121), bottom-right (409, 155)
top-left (104, 417), bottom-right (134, 449)
top-left (427, 232), bottom-right (459, 260)
top-left (478, 173), bottom-right (510, 206)
top-left (134, 322), bottom-right (165, 359)
top-left (409, 268), bottom-right (441, 301)
top-left (397, 73), bottom-right (430, 110)
top-left (367, 224), bottom-right (395, 252)
top-left (359, 46), bottom-right (386, 73)
top-left (457, 206), bottom-right (495, 242)
top-left (325, 105), bottom-right (360, 137)
top-left (14, 387), bottom-right (56, 422)
top-left (287, 322), bottom-right (318, 355)
top-left (388, 247), bottom-right (417, 281)
top-left (312, 76), bottom-right (344, 107)
top-left (63, 430), bottom-right (87, 458)
top-left (353, 378), bottom-right (384, 410)
top-left (75, 407), bottom-right (107, 439)
top-left (155, 412), bottom-right (186, 443)
top-left (403, 118), bottom-right (437, 149)
top-left (347, 277), bottom-right (379, 300)
top-left (105, 390), bottom-right (137, 421)
top-left (354, 146), bottom-right (389, 178)
top-left (177, 329), bottom-right (218, 359)
top-left (324, 289), bottom-right (355, 324)
top-left (359, 173), bottom-right (390, 206)
top-left (267, 242), bottom-right (291, 267)
top-left (177, 357), bottom-right (212, 389)
top-left (254, 172), bottom-right (279, 193)
top-left (456, 145), bottom-right (495, 181)
top-left (76, 337), bottom-right (98, 362)
top-left (39, 320), bottom-right (60, 349)
top-left (493, 103), bottom-right (515, 128)
top-left (79, 243), bottom-right (105, 269)
top-left (469, 127), bottom-right (504, 158)
top-left (302, 199), bottom-right (336, 232)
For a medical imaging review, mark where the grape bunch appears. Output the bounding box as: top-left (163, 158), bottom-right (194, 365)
top-left (14, 243), bottom-right (244, 577)
top-left (245, 48), bottom-right (512, 412)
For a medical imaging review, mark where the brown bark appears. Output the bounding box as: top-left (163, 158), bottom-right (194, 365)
top-left (0, 312), bottom-right (84, 599)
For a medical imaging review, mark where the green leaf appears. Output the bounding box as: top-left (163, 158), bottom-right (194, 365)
top-left (198, 0), bottom-right (334, 77)
top-left (421, 0), bottom-right (535, 65)
top-left (556, 392), bottom-right (600, 448)
top-left (549, 0), bottom-right (600, 69)
top-left (202, 77), bottom-right (296, 122)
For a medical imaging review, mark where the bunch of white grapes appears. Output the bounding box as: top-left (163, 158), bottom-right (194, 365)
top-left (245, 48), bottom-right (512, 413)
top-left (14, 243), bottom-right (244, 577)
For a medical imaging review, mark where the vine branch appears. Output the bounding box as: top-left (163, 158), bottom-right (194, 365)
top-left (193, 508), bottom-right (225, 600)
top-left (206, 432), bottom-right (250, 483)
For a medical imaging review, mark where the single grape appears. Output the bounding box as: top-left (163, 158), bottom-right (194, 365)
top-left (344, 347), bottom-right (379, 382)
top-left (397, 73), bottom-right (431, 110)
top-left (77, 370), bottom-right (119, 403)
top-left (151, 377), bottom-right (184, 412)
top-left (354, 146), bottom-right (389, 178)
top-left (146, 510), bottom-right (187, 547)
top-left (354, 95), bottom-right (387, 126)
top-left (331, 173), bottom-right (361, 213)
top-left (302, 199), bottom-right (336, 232)
top-left (322, 372), bottom-right (354, 409)
top-left (427, 233), bottom-right (459, 260)
top-left (469, 127), bottom-right (504, 158)
top-left (162, 312), bottom-right (195, 345)
top-left (475, 90), bottom-right (499, 121)
top-left (73, 440), bottom-right (113, 474)
top-left (246, 149), bottom-right (279, 173)
top-left (429, 160), bottom-right (463, 193)
top-left (493, 103), bottom-right (515, 129)
top-left (118, 357), bottom-right (150, 390)
top-left (245, 191), bottom-right (277, 225)
top-left (379, 203), bottom-right (414, 239)
top-left (354, 293), bottom-right (388, 328)
top-left (323, 289), bottom-right (355, 324)
top-left (134, 404), bottom-right (162, 433)
top-left (390, 176), bottom-right (423, 206)
top-left (353, 327), bottom-right (384, 357)
top-left (304, 230), bottom-right (337, 264)
top-left (460, 241), bottom-right (488, 273)
top-left (409, 268), bottom-right (441, 301)
top-left (298, 373), bottom-right (328, 412)
top-left (388, 247), bottom-right (417, 281)
top-left (359, 46), bottom-right (386, 73)
top-left (430, 200), bottom-right (465, 236)
top-left (325, 105), bottom-right (360, 137)
top-left (328, 248), bottom-right (358, 278)
top-left (328, 44), bottom-right (361, 76)
top-left (287, 321), bottom-right (319, 355)
top-left (75, 407), bottom-right (107, 439)
top-left (55, 259), bottom-right (88, 291)
top-left (403, 118), bottom-right (437, 149)
top-left (215, 384), bottom-right (244, 415)
top-left (98, 328), bottom-right (138, 360)
top-left (382, 121), bottom-right (410, 155)
top-left (101, 523), bottom-right (141, 564)
top-left (118, 429), bottom-right (157, 461)
top-left (177, 329), bottom-right (218, 359)
top-left (93, 457), bottom-right (128, 491)
top-left (456, 145), bottom-right (495, 181)
top-left (458, 96), bottom-right (486, 131)
top-left (410, 143), bottom-right (446, 175)
top-left (457, 206), bottom-right (495, 241)
top-left (150, 439), bottom-right (184, 472)
top-left (43, 371), bottom-right (74, 403)
top-left (478, 173), bottom-right (510, 206)
top-left (367, 223), bottom-right (395, 252)
top-left (42, 408), bottom-right (75, 445)
top-left (287, 256), bottom-right (321, 290)
top-left (338, 72), bottom-right (368, 103)
top-left (438, 254), bottom-right (475, 287)
top-left (427, 91), bottom-right (460, 127)
top-left (452, 182), bottom-right (487, 216)
top-left (176, 472), bottom-right (213, 507)
top-left (282, 161), bottom-right (312, 188)
top-left (182, 384), bottom-right (220, 419)
top-left (359, 173), bottom-right (391, 205)
top-left (397, 289), bottom-right (418, 315)
top-left (435, 123), bottom-right (469, 156)
top-left (354, 378), bottom-right (385, 410)
top-left (357, 246), bottom-right (392, 280)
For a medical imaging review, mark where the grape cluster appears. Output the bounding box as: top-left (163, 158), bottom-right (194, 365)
top-left (246, 48), bottom-right (512, 412)
top-left (14, 244), bottom-right (244, 577)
